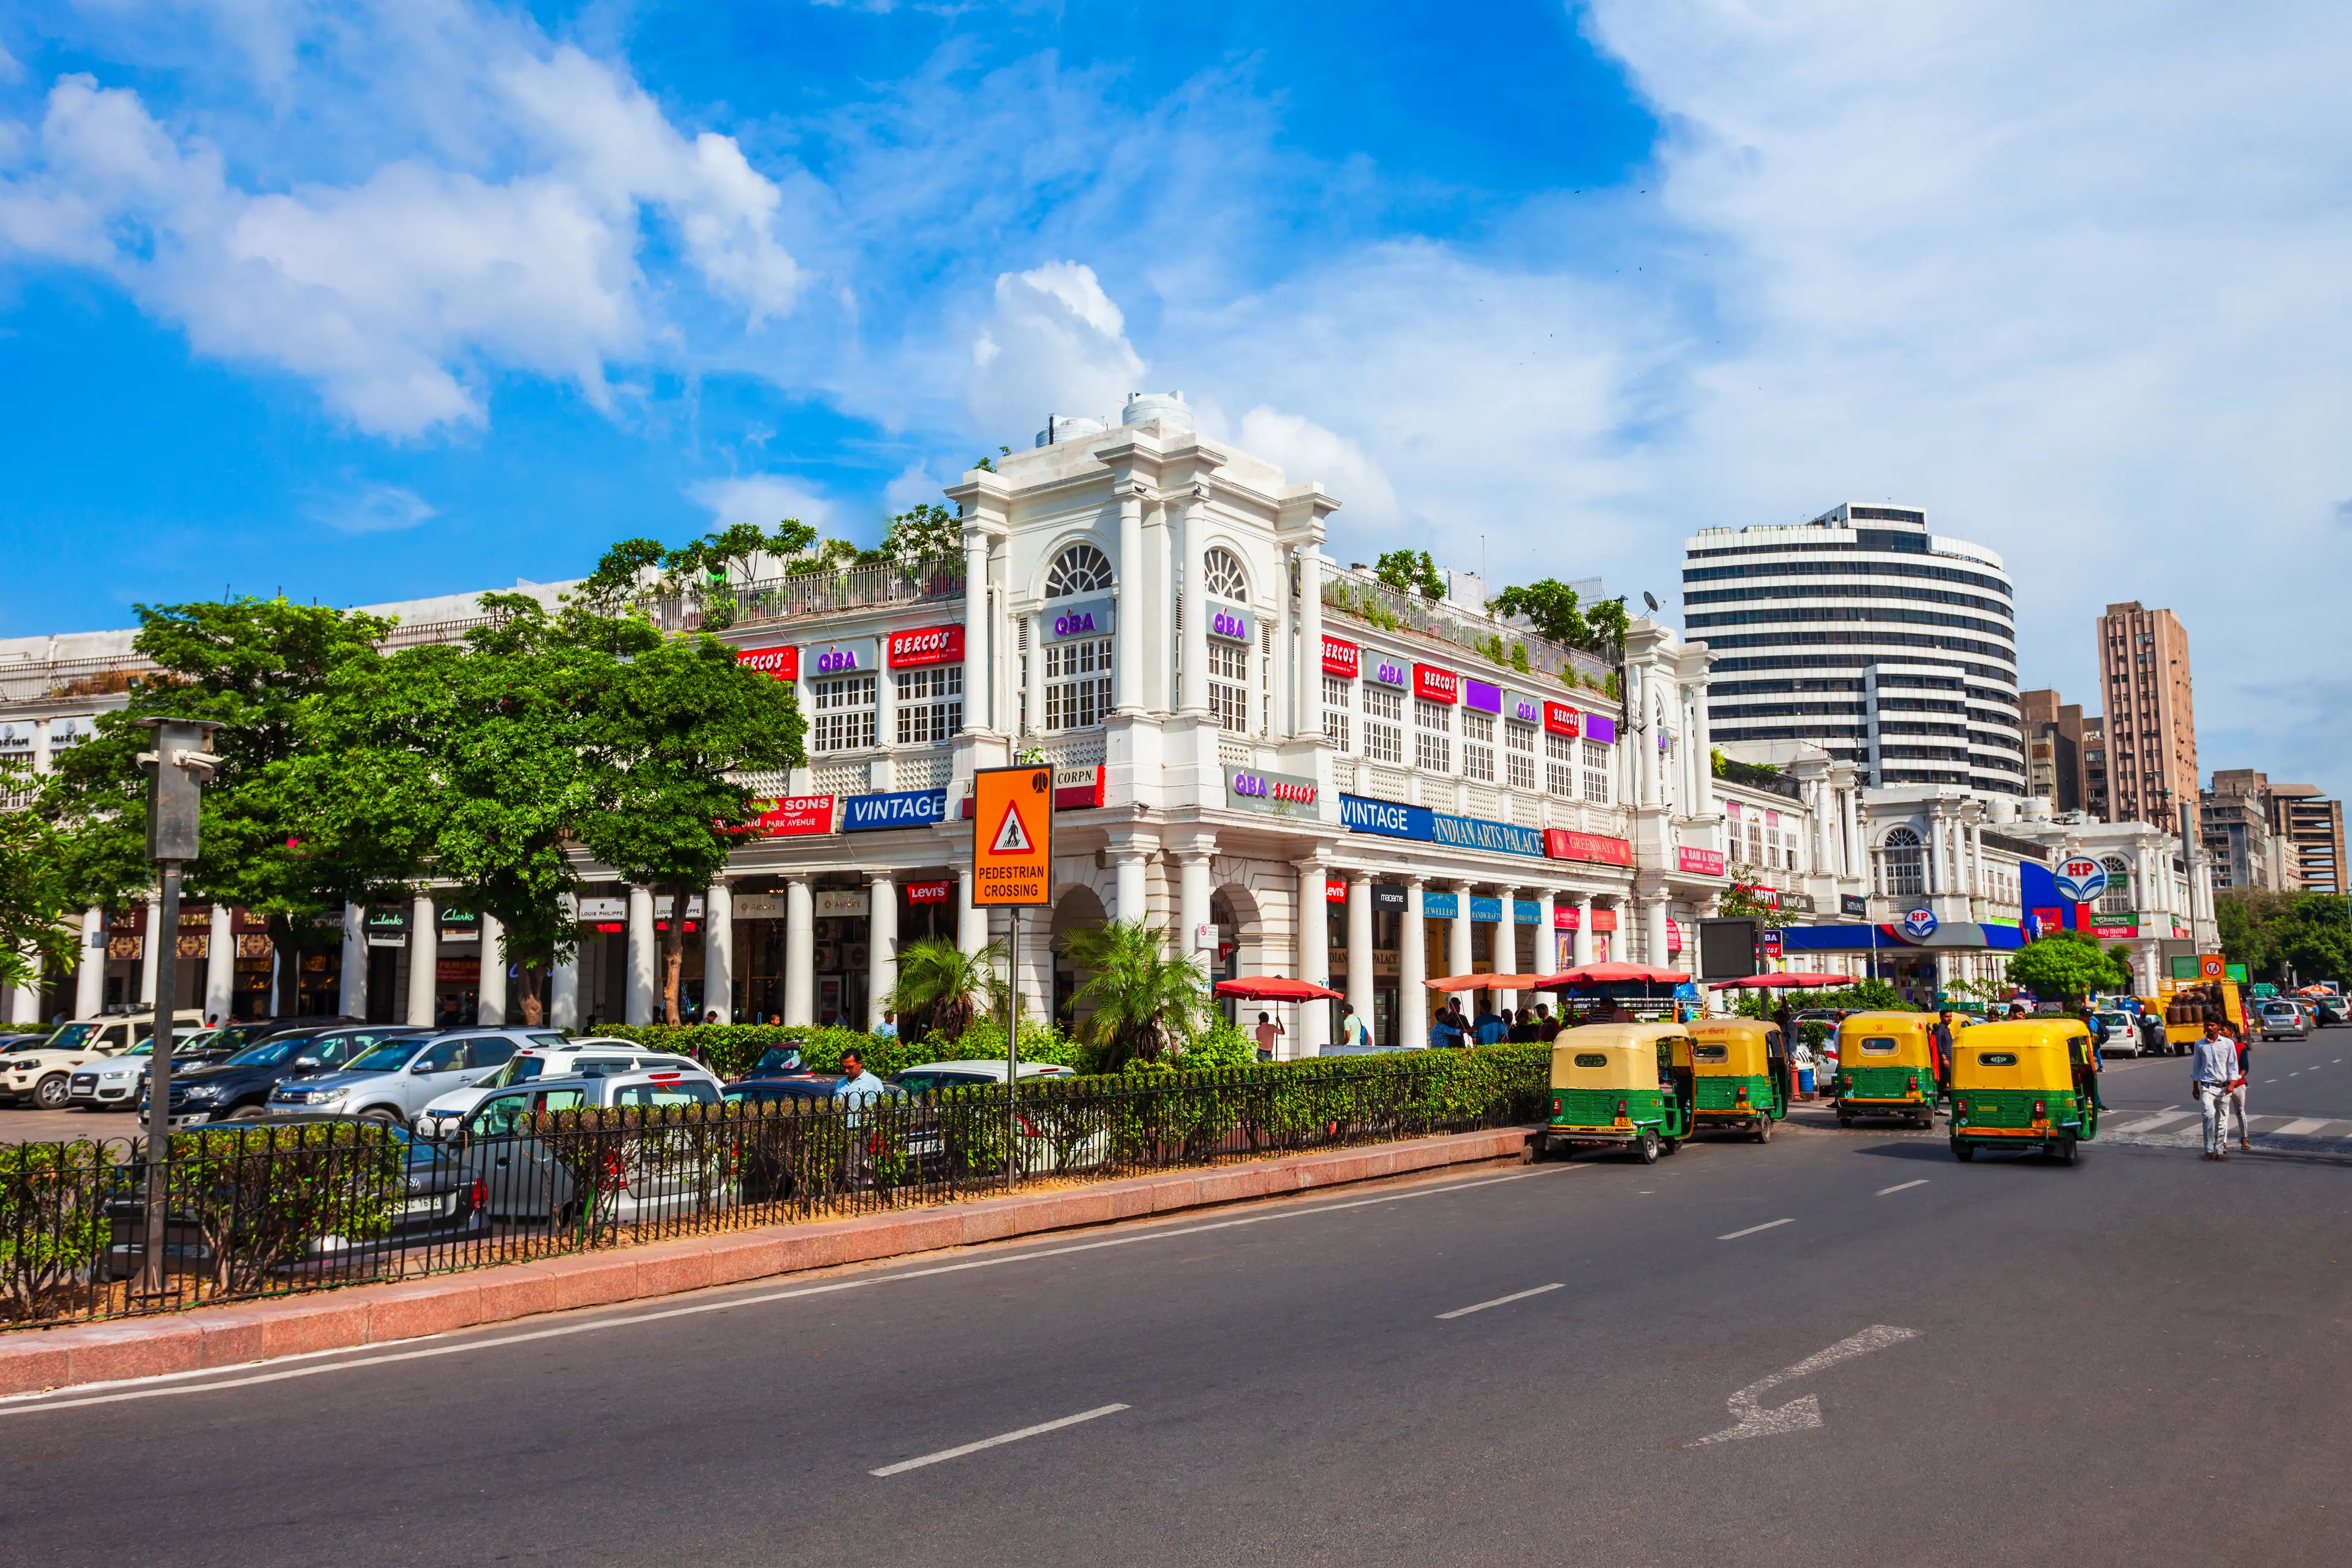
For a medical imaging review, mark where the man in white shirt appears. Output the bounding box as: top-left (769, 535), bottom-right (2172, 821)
top-left (1338, 1007), bottom-right (1369, 1051)
top-left (2190, 1022), bottom-right (2242, 1161)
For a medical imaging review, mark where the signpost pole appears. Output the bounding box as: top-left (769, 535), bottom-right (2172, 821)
top-left (971, 763), bottom-right (1052, 1196)
top-left (1006, 905), bottom-right (1019, 1192)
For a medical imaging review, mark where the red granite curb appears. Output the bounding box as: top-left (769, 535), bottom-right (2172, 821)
top-left (0, 1127), bottom-right (1534, 1398)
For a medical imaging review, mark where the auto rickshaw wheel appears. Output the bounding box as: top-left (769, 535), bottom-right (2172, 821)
top-left (1752, 1115), bottom-right (1773, 1144)
top-left (1660, 1137), bottom-right (1681, 1156)
top-left (1634, 1129), bottom-right (1659, 1164)
top-left (1951, 1139), bottom-right (1975, 1161)
top-left (1836, 1111), bottom-right (1853, 1128)
top-left (2055, 1135), bottom-right (2079, 1166)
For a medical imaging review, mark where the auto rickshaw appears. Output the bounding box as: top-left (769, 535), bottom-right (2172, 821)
top-left (1687, 1018), bottom-right (1790, 1142)
top-left (1533, 1022), bottom-right (1694, 1165)
top-left (1947, 1019), bottom-right (2100, 1164)
top-left (1831, 1011), bottom-right (1942, 1128)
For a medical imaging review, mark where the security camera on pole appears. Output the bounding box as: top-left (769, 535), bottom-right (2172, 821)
top-left (134, 717), bottom-right (223, 1295)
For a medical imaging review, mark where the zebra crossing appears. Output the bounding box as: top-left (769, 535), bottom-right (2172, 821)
top-left (2100, 1106), bottom-right (2352, 1153)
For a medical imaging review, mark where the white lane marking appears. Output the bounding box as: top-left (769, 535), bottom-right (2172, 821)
top-left (2265, 1079), bottom-right (2278, 1084)
top-left (1, 1164), bottom-right (1578, 1417)
top-left (1689, 1325), bottom-right (1920, 1447)
top-left (1875, 1179), bottom-right (1929, 1196)
top-left (1436, 1283), bottom-right (1565, 1320)
top-left (2119, 1111), bottom-right (2198, 1133)
top-left (1719, 1218), bottom-right (1794, 1240)
top-left (871, 1403), bottom-right (1128, 1477)
top-left (2274, 1118), bottom-right (2329, 1136)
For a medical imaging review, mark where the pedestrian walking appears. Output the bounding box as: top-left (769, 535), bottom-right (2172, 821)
top-left (2190, 1022), bottom-right (2242, 1161)
top-left (1338, 1005), bottom-right (1370, 1051)
top-left (2227, 1023), bottom-right (2252, 1152)
top-left (832, 1048), bottom-right (888, 1187)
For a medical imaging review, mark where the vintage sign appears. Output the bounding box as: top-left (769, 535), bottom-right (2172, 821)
top-left (735, 644), bottom-right (799, 681)
top-left (1321, 635), bottom-right (1360, 679)
top-left (886, 625), bottom-right (964, 668)
top-left (971, 765), bottom-right (1054, 906)
top-left (843, 789), bottom-right (949, 832)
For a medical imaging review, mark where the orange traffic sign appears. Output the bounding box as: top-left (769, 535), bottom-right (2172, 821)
top-left (971, 764), bottom-right (1054, 906)
top-left (2197, 952), bottom-right (2226, 981)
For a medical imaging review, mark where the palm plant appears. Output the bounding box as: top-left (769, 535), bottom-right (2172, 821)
top-left (1061, 919), bottom-right (1210, 1068)
top-left (889, 936), bottom-right (1006, 1041)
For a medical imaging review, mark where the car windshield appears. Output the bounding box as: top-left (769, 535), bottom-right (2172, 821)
top-left (45, 1023), bottom-right (98, 1050)
top-left (478, 1055), bottom-right (549, 1089)
top-left (226, 1039), bottom-right (301, 1067)
top-left (347, 1040), bottom-right (421, 1072)
top-left (753, 1048), bottom-right (803, 1074)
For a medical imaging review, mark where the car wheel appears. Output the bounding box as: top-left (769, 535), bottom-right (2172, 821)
top-left (2055, 1135), bottom-right (2079, 1166)
top-left (223, 1104), bottom-right (266, 1121)
top-left (361, 1107), bottom-right (403, 1126)
top-left (34, 1074), bottom-right (70, 1110)
top-left (1836, 1112), bottom-right (1853, 1128)
top-left (1660, 1137), bottom-right (1681, 1156)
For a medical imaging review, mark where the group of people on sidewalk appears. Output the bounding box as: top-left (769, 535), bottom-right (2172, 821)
top-left (1428, 1001), bottom-right (1563, 1049)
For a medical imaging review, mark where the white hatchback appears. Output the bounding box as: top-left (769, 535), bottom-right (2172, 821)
top-left (413, 1039), bottom-right (715, 1137)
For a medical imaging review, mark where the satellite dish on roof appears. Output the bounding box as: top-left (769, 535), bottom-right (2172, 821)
top-left (1642, 592), bottom-right (1659, 612)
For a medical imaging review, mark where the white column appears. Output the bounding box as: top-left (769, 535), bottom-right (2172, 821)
top-left (1540, 888), bottom-right (1562, 976)
top-left (1970, 820), bottom-right (1987, 897)
top-left (1690, 679), bottom-right (1714, 820)
top-left (1295, 543), bottom-right (1322, 740)
top-left (1023, 616), bottom-right (1043, 737)
top-left (1574, 892), bottom-right (1595, 966)
top-left (958, 867), bottom-right (986, 954)
top-left (200, 903), bottom-right (235, 1025)
top-left (1645, 893), bottom-right (1670, 970)
top-left (704, 880), bottom-right (734, 1023)
top-left (865, 873), bottom-right (894, 1031)
top-left (407, 893), bottom-right (438, 1026)
top-left (783, 876), bottom-right (815, 1026)
top-left (1448, 880), bottom-right (1474, 1000)
top-left (1178, 848), bottom-right (1213, 965)
top-left (138, 889), bottom-right (162, 1008)
top-left (1400, 877), bottom-right (1427, 1046)
top-left (962, 531), bottom-right (992, 732)
top-left (6, 962), bottom-right (36, 1028)
top-left (1346, 873), bottom-right (1374, 1030)
top-left (1637, 676), bottom-right (1660, 807)
top-left (1489, 886), bottom-right (1517, 1014)
top-left (1117, 483), bottom-right (1145, 713)
top-left (1294, 860), bottom-right (1329, 1058)
top-left (549, 895), bottom-right (581, 1030)
top-left (624, 886), bottom-right (656, 1025)
top-left (1839, 785), bottom-right (1860, 879)
top-left (1109, 849), bottom-right (1151, 925)
top-left (1178, 488), bottom-right (1209, 716)
top-left (477, 911), bottom-right (508, 1025)
top-left (75, 906), bottom-right (105, 1018)
top-left (336, 902), bottom-right (365, 1020)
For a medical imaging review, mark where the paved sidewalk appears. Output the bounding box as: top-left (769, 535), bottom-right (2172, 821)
top-left (0, 1126), bottom-right (1534, 1398)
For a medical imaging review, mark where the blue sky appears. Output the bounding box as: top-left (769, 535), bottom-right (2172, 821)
top-left (2, 1), bottom-right (2349, 799)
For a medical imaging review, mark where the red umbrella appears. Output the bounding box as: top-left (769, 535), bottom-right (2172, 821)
top-left (1215, 977), bottom-right (1345, 1002)
top-left (1707, 971), bottom-right (1860, 990)
top-left (1534, 962), bottom-right (1692, 988)
top-left (1420, 973), bottom-right (1549, 991)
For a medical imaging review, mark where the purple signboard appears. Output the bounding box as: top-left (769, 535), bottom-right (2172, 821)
top-left (1461, 678), bottom-right (1501, 714)
top-left (1583, 714), bottom-right (1618, 744)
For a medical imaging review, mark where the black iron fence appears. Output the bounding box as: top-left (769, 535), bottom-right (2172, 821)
top-left (1, 1050), bottom-right (1546, 1330)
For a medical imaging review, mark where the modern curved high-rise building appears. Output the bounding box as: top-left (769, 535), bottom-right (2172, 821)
top-left (1680, 503), bottom-right (2025, 794)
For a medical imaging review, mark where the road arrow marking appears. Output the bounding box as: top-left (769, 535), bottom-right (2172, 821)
top-left (1687, 1325), bottom-right (1920, 1447)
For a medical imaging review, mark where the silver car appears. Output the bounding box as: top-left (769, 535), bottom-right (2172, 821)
top-left (456, 1070), bottom-right (725, 1223)
top-left (268, 1030), bottom-right (541, 1123)
top-left (2256, 1002), bottom-right (2309, 1042)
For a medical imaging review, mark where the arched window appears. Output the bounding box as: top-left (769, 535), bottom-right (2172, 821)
top-left (1046, 543), bottom-right (1114, 598)
top-left (1204, 547), bottom-right (1248, 601)
top-left (2100, 854), bottom-right (2133, 915)
top-left (1880, 826), bottom-right (1924, 897)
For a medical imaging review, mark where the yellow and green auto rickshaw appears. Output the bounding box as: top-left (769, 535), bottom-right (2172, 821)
top-left (1534, 1022), bottom-right (1694, 1166)
top-left (1687, 1017), bottom-right (1792, 1142)
top-left (1947, 1019), bottom-right (2101, 1164)
top-left (1831, 1011), bottom-right (1943, 1129)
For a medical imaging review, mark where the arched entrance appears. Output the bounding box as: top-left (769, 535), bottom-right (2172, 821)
top-left (1049, 885), bottom-right (1108, 1031)
top-left (1208, 883), bottom-right (1263, 1022)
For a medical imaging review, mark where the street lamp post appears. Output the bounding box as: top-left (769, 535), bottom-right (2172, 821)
top-left (135, 718), bottom-right (222, 1296)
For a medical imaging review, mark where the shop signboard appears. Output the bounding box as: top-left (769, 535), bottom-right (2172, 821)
top-left (807, 637), bottom-right (879, 677)
top-left (2053, 856), bottom-right (2109, 905)
top-left (1513, 899), bottom-right (1543, 925)
top-left (843, 788), bottom-right (950, 832)
top-left (1321, 635), bottom-right (1359, 679)
top-left (438, 908), bottom-right (481, 939)
top-left (435, 957), bottom-right (480, 984)
top-left (1423, 892), bottom-right (1458, 919)
top-left (729, 895), bottom-right (783, 921)
top-left (1544, 829), bottom-right (1633, 867)
top-left (752, 795), bottom-right (835, 837)
top-left (1223, 766), bottom-right (1319, 816)
top-left (905, 880), bottom-right (953, 905)
top-left (971, 765), bottom-right (1053, 907)
top-left (1461, 678), bottom-right (1502, 714)
top-left (1371, 884), bottom-right (1408, 911)
top-left (2088, 920), bottom-right (2138, 940)
top-left (1676, 846), bottom-right (1727, 876)
top-left (736, 645), bottom-right (799, 682)
top-left (1583, 714), bottom-right (1618, 744)
top-left (1054, 764), bottom-right (1106, 810)
top-left (1901, 907), bottom-right (1939, 941)
top-left (1553, 905), bottom-right (1578, 929)
top-left (1365, 655), bottom-right (1409, 688)
top-left (1667, 919), bottom-right (1683, 952)
top-left (1431, 813), bottom-right (1546, 857)
top-left (1591, 908), bottom-right (1619, 932)
top-left (365, 909), bottom-right (408, 948)
top-left (1044, 596), bottom-right (1115, 640)
top-left (1412, 664), bottom-right (1459, 703)
top-left (1840, 894), bottom-right (1869, 917)
top-left (1732, 883), bottom-right (1781, 910)
top-left (575, 897), bottom-right (624, 924)
top-left (1206, 598), bottom-right (1254, 644)
top-left (1506, 691), bottom-right (1544, 726)
top-left (886, 625), bottom-right (964, 668)
top-left (1469, 896), bottom-right (1503, 923)
top-left (815, 889), bottom-right (870, 918)
top-left (1542, 701), bottom-right (1582, 737)
top-left (1340, 794), bottom-right (1433, 840)
top-left (1325, 878), bottom-right (1348, 903)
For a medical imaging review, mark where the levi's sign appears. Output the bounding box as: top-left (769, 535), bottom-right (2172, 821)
top-left (1046, 596), bottom-right (1114, 640)
top-left (887, 625), bottom-right (963, 668)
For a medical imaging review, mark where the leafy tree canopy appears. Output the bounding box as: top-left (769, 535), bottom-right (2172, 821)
top-left (1490, 579), bottom-right (1589, 647)
top-left (2007, 929), bottom-right (2134, 1002)
top-left (1374, 549), bottom-right (1446, 603)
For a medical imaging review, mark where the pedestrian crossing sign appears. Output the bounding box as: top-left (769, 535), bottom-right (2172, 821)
top-left (972, 764), bottom-right (1053, 906)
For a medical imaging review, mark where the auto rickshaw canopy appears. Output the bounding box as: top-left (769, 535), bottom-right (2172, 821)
top-left (1550, 1022), bottom-right (1689, 1091)
top-left (1687, 1017), bottom-right (1780, 1076)
top-left (1836, 1011), bottom-right (1941, 1071)
top-left (1947, 1019), bottom-right (2094, 1092)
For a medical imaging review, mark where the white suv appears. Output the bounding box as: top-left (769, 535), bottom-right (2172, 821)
top-left (413, 1039), bottom-right (715, 1137)
top-left (268, 1030), bottom-right (557, 1123)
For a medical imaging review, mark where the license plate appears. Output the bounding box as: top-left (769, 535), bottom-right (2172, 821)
top-left (403, 1196), bottom-right (444, 1216)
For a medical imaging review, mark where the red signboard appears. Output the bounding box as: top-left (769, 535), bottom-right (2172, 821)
top-left (1321, 635), bottom-right (1360, 679)
top-left (1325, 878), bottom-right (1348, 903)
top-left (888, 624), bottom-right (964, 668)
top-left (1732, 883), bottom-right (1781, 910)
top-left (736, 645), bottom-right (799, 682)
top-left (905, 880), bottom-right (952, 905)
top-left (1054, 764), bottom-right (1106, 810)
top-left (2030, 906), bottom-right (2065, 932)
top-left (1544, 829), bottom-right (1634, 867)
top-left (751, 795), bottom-right (834, 837)
top-left (1677, 846), bottom-right (1727, 876)
top-left (1591, 908), bottom-right (1619, 932)
top-left (1553, 906), bottom-right (1578, 930)
top-left (1412, 663), bottom-right (1459, 704)
top-left (1542, 701), bottom-right (1582, 737)
top-left (1667, 919), bottom-right (1683, 952)
top-left (2089, 924), bottom-right (2136, 940)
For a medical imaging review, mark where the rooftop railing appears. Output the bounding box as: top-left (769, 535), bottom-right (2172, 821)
top-left (640, 556), bottom-right (966, 634)
top-left (1319, 567), bottom-right (1617, 695)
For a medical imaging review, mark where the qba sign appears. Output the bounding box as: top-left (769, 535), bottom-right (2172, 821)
top-left (1207, 598), bottom-right (1254, 644)
top-left (1224, 767), bottom-right (1319, 816)
top-left (1046, 595), bottom-right (1115, 640)
top-left (806, 637), bottom-right (878, 676)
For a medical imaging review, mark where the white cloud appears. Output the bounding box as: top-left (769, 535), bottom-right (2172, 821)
top-left (0, 42), bottom-right (807, 435)
top-left (687, 473), bottom-right (834, 532)
top-left (964, 261), bottom-right (1147, 437)
top-left (305, 481), bottom-right (437, 535)
top-left (1229, 406), bottom-right (1403, 528)
top-left (882, 461), bottom-right (950, 513)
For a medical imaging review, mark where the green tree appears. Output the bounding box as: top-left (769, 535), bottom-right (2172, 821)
top-left (1585, 596), bottom-right (1630, 659)
top-left (1061, 919), bottom-right (1210, 1067)
top-left (889, 937), bottom-right (1007, 1041)
top-left (2007, 930), bottom-right (2133, 1003)
top-left (1714, 869), bottom-right (1794, 930)
top-left (869, 503), bottom-right (960, 564)
top-left (0, 769), bottom-right (82, 993)
top-left (1373, 549), bottom-right (1446, 603)
top-left (1489, 579), bottom-right (1590, 647)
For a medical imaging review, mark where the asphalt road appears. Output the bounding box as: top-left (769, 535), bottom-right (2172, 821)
top-left (6, 1041), bottom-right (2350, 1567)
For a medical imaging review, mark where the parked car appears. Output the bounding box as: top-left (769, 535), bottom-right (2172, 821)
top-left (2091, 1011), bottom-right (2139, 1056)
top-left (67, 1031), bottom-right (234, 1110)
top-left (140, 1025), bottom-right (428, 1126)
top-left (267, 1030), bottom-right (533, 1123)
top-left (456, 1069), bottom-right (728, 1222)
top-left (2256, 1001), bottom-right (2309, 1042)
top-left (889, 1061), bottom-right (1076, 1092)
top-left (412, 1037), bottom-right (703, 1137)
